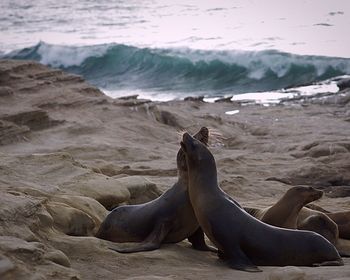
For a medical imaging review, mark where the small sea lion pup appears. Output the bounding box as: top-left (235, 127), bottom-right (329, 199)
top-left (96, 127), bottom-right (214, 253)
top-left (244, 186), bottom-right (350, 256)
top-left (180, 132), bottom-right (343, 272)
top-left (245, 186), bottom-right (324, 229)
top-left (315, 208), bottom-right (350, 240)
top-left (244, 186), bottom-right (338, 243)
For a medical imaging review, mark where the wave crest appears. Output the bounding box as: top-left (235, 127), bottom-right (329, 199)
top-left (5, 42), bottom-right (350, 94)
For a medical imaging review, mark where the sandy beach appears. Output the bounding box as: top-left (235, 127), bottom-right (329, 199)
top-left (1, 59), bottom-right (350, 280)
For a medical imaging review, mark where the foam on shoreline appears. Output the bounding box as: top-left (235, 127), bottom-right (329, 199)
top-left (103, 75), bottom-right (347, 105)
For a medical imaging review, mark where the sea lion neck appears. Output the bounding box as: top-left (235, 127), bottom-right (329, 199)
top-left (177, 169), bottom-right (189, 188)
top-left (182, 131), bottom-right (220, 193)
top-left (263, 190), bottom-right (306, 228)
top-left (188, 161), bottom-right (219, 194)
top-left (176, 128), bottom-right (210, 191)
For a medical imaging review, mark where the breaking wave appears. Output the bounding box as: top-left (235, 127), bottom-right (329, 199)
top-left (4, 41), bottom-right (350, 95)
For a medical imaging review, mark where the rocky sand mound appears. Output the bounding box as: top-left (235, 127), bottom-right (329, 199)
top-left (0, 59), bottom-right (350, 279)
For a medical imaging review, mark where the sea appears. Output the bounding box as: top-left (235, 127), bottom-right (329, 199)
top-left (1, 0), bottom-right (350, 103)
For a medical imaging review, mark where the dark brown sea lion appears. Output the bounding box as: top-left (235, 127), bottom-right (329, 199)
top-left (181, 132), bottom-right (343, 272)
top-left (95, 127), bottom-right (214, 253)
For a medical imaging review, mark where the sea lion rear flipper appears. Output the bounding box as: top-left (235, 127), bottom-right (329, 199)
top-left (313, 259), bottom-right (344, 266)
top-left (108, 220), bottom-right (172, 253)
top-left (188, 227), bottom-right (217, 252)
top-left (226, 250), bottom-right (262, 272)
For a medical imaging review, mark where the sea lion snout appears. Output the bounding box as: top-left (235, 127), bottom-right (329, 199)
top-left (288, 186), bottom-right (324, 203)
top-left (305, 186), bottom-right (323, 202)
top-left (181, 132), bottom-right (193, 152)
top-left (178, 127), bottom-right (210, 171)
top-left (313, 189), bottom-right (324, 200)
top-left (183, 132), bottom-right (192, 142)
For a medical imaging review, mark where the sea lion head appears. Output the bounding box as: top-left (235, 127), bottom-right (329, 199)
top-left (180, 131), bottom-right (215, 170)
top-left (177, 127), bottom-right (209, 173)
top-left (287, 186), bottom-right (324, 205)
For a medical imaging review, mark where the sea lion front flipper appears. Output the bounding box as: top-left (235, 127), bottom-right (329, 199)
top-left (188, 227), bottom-right (217, 252)
top-left (108, 220), bottom-right (172, 253)
top-left (218, 250), bottom-right (228, 260)
top-left (225, 249), bottom-right (262, 272)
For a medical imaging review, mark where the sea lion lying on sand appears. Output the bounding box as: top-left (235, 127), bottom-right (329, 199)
top-left (314, 208), bottom-right (350, 240)
top-left (181, 132), bottom-right (343, 272)
top-left (96, 127), bottom-right (214, 253)
top-left (244, 187), bottom-right (337, 242)
top-left (244, 186), bottom-right (350, 256)
top-left (244, 186), bottom-right (323, 229)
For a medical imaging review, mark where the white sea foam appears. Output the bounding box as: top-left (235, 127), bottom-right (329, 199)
top-left (168, 48), bottom-right (350, 80)
top-left (102, 89), bottom-right (179, 102)
top-left (37, 42), bottom-right (110, 67)
top-left (225, 110), bottom-right (240, 115)
top-left (231, 79), bottom-right (341, 104)
top-left (103, 76), bottom-right (346, 106)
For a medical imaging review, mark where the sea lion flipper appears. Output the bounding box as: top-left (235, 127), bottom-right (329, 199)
top-left (209, 217), bottom-right (260, 271)
top-left (313, 259), bottom-right (344, 266)
top-left (226, 250), bottom-right (262, 272)
top-left (109, 242), bottom-right (160, 253)
top-left (108, 221), bottom-right (172, 254)
top-left (187, 227), bottom-right (217, 252)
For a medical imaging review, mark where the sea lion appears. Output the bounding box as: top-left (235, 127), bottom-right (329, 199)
top-left (297, 210), bottom-right (338, 245)
top-left (325, 211), bottom-right (350, 239)
top-left (245, 186), bottom-right (324, 229)
top-left (181, 132), bottom-right (343, 272)
top-left (95, 127), bottom-right (214, 253)
top-left (244, 187), bottom-right (350, 255)
top-left (305, 204), bottom-right (350, 239)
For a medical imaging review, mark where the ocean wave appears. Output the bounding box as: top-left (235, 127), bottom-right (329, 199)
top-left (4, 41), bottom-right (350, 94)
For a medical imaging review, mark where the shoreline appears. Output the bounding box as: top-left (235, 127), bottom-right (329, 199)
top-left (102, 75), bottom-right (347, 105)
top-left (1, 59), bottom-right (350, 279)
